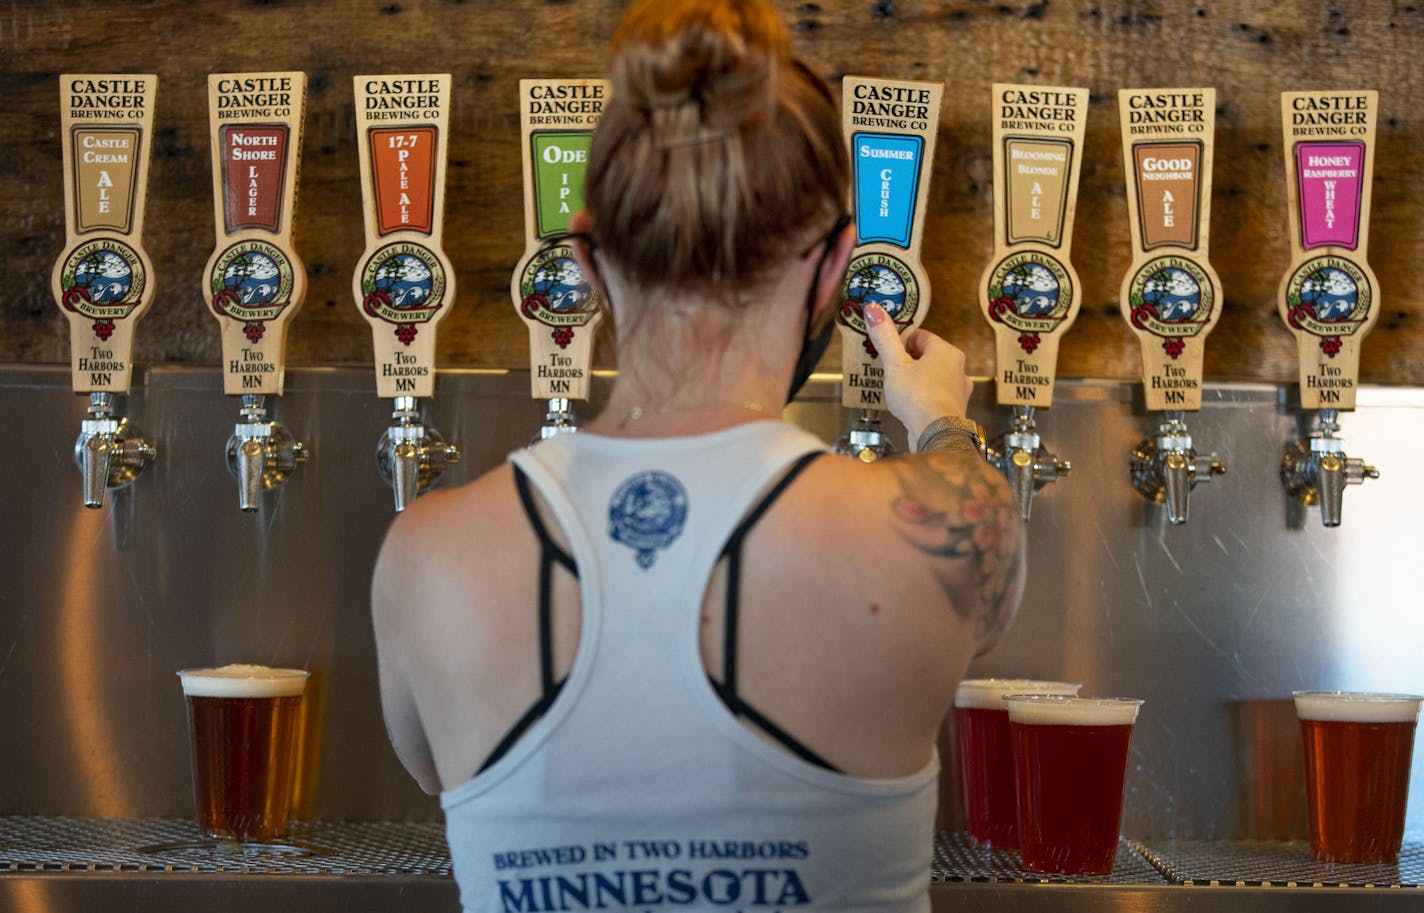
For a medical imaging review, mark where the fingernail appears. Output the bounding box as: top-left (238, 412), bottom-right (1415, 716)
top-left (864, 303), bottom-right (884, 326)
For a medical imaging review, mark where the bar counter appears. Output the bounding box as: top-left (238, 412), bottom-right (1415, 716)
top-left (2, 819), bottom-right (1420, 912)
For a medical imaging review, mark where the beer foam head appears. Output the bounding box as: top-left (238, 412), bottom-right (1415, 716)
top-left (955, 678), bottom-right (1081, 710)
top-left (1293, 691), bottom-right (1423, 723)
top-left (178, 664), bottom-right (309, 698)
top-left (1005, 695), bottom-right (1143, 726)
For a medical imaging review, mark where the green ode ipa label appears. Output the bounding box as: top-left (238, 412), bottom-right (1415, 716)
top-left (532, 132), bottom-right (592, 238)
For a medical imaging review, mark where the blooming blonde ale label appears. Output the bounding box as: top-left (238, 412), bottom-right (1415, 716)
top-left (1117, 88), bottom-right (1221, 412)
top-left (205, 72), bottom-right (308, 396)
top-left (1278, 91), bottom-right (1378, 411)
top-left (511, 79), bottom-right (607, 401)
top-left (838, 76), bottom-right (942, 411)
top-left (978, 84), bottom-right (1089, 408)
top-left (353, 75), bottom-right (455, 399)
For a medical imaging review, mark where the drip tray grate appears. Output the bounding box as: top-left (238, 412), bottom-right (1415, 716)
top-left (931, 830), bottom-right (1168, 884)
top-left (0, 817), bottom-right (451, 876)
top-left (1133, 839), bottom-right (1424, 888)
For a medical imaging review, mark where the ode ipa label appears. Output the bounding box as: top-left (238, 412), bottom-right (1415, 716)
top-left (52, 75), bottom-right (158, 394)
top-left (977, 84), bottom-right (1089, 409)
top-left (511, 79), bottom-right (607, 401)
top-left (1278, 91), bottom-right (1378, 411)
top-left (204, 72), bottom-right (308, 396)
top-left (837, 76), bottom-right (942, 411)
top-left (1117, 88), bottom-right (1222, 412)
top-left (353, 75), bottom-right (456, 400)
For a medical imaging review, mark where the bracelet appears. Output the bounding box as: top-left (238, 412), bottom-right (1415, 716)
top-left (915, 416), bottom-right (986, 457)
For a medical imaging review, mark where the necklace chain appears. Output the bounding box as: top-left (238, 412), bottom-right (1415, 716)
top-left (621, 399), bottom-right (771, 427)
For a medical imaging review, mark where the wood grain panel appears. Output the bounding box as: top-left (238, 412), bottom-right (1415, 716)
top-left (3, 0), bottom-right (1420, 385)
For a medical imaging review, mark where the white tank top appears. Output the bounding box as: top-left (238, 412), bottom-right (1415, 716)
top-left (442, 420), bottom-right (938, 913)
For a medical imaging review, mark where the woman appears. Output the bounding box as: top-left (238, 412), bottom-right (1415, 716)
top-left (372, 0), bottom-right (1023, 909)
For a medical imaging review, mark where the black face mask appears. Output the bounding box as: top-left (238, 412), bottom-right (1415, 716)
top-left (787, 213), bottom-right (852, 404)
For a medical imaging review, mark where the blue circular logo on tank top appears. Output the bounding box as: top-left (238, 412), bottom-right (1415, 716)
top-left (608, 471), bottom-right (688, 569)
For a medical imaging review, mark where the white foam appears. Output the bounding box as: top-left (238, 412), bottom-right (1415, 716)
top-left (954, 678), bottom-right (1081, 710)
top-left (1293, 691), bottom-right (1423, 723)
top-left (1005, 695), bottom-right (1143, 726)
top-left (178, 664), bottom-right (309, 698)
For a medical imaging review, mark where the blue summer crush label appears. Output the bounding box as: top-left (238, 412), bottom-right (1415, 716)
top-left (852, 133), bottom-right (922, 248)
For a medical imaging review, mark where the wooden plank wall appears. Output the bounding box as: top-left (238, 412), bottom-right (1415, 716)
top-left (2, 0), bottom-right (1420, 384)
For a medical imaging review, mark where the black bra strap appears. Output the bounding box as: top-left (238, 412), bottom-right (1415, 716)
top-left (477, 679), bottom-right (565, 774)
top-left (713, 451), bottom-right (837, 773)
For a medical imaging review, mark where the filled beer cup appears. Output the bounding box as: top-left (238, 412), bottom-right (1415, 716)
top-left (953, 678), bottom-right (1081, 848)
top-left (178, 665), bottom-right (310, 842)
top-left (1293, 691), bottom-right (1422, 864)
top-left (1005, 695), bottom-right (1143, 875)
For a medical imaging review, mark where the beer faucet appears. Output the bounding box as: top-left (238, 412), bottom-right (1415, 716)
top-left (1281, 409), bottom-right (1378, 528)
top-left (74, 391), bottom-right (156, 509)
top-left (986, 406), bottom-right (1070, 522)
top-left (532, 396), bottom-right (578, 445)
top-left (224, 394), bottom-right (307, 512)
top-left (834, 409), bottom-right (894, 463)
top-left (1129, 410), bottom-right (1226, 525)
top-left (376, 395), bottom-right (460, 513)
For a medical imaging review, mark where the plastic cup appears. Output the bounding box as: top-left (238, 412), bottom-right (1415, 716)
top-left (953, 678), bottom-right (1081, 848)
top-left (1005, 695), bottom-right (1143, 875)
top-left (1293, 691), bottom-right (1422, 864)
top-left (178, 664), bottom-right (309, 842)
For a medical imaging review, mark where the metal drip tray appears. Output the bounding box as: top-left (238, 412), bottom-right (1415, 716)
top-left (1135, 838), bottom-right (1424, 888)
top-left (931, 830), bottom-right (1167, 884)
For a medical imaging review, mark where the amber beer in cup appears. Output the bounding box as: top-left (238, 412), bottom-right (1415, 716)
top-left (1293, 691), bottom-right (1422, 864)
top-left (178, 665), bottom-right (309, 842)
top-left (1005, 695), bottom-right (1143, 875)
top-left (954, 678), bottom-right (1081, 848)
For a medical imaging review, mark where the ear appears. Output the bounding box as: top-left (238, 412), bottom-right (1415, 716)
top-left (812, 219), bottom-right (855, 318)
top-left (567, 210), bottom-right (609, 300)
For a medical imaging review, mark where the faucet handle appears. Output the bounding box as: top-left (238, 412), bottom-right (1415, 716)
top-left (392, 437), bottom-right (421, 513)
top-left (1317, 453), bottom-right (1345, 528)
top-left (80, 429), bottom-right (113, 509)
top-left (235, 434), bottom-right (267, 512)
top-left (379, 422), bottom-right (459, 513)
top-left (1162, 451), bottom-right (1191, 525)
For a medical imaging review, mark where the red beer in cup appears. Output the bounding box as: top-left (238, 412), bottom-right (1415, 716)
top-left (954, 678), bottom-right (1081, 848)
top-left (1006, 695), bottom-right (1143, 875)
top-left (1293, 691), bottom-right (1422, 864)
top-left (178, 665), bottom-right (309, 842)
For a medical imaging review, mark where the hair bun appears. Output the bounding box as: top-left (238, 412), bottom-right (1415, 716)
top-left (612, 0), bottom-right (788, 131)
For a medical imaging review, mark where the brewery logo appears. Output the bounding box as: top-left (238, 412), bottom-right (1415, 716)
top-left (519, 243), bottom-right (598, 349)
top-left (209, 239), bottom-right (295, 343)
top-left (1285, 255), bottom-right (1371, 358)
top-left (57, 238), bottom-right (147, 341)
top-left (839, 252), bottom-right (919, 357)
top-left (359, 241), bottom-right (447, 346)
top-left (985, 251), bottom-right (1073, 354)
top-left (1127, 256), bottom-right (1214, 359)
top-left (608, 471), bottom-right (688, 570)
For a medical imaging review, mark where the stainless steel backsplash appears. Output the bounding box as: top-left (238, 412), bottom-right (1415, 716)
top-left (1, 365), bottom-right (1419, 841)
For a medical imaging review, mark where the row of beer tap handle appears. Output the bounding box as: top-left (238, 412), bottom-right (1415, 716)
top-left (75, 385), bottom-right (1374, 527)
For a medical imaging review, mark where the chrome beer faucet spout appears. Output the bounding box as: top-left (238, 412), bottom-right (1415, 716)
top-left (377, 395), bottom-right (460, 513)
top-left (834, 410), bottom-right (894, 463)
top-left (1129, 410), bottom-right (1226, 525)
top-left (532, 396), bottom-right (578, 445)
top-left (986, 406), bottom-right (1070, 522)
top-left (74, 392), bottom-right (156, 510)
top-left (225, 394), bottom-right (307, 513)
top-left (1281, 409), bottom-right (1378, 528)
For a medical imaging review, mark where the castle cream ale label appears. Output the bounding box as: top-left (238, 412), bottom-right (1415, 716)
top-left (1117, 88), bottom-right (1221, 412)
top-left (354, 75), bottom-right (455, 399)
top-left (512, 79), bottom-right (607, 401)
top-left (53, 75), bottom-right (158, 394)
top-left (1278, 91), bottom-right (1378, 411)
top-left (206, 72), bottom-right (307, 396)
top-left (838, 76), bottom-right (942, 411)
top-left (978, 84), bottom-right (1088, 408)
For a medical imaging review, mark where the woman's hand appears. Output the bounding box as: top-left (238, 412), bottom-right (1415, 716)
top-left (862, 302), bottom-right (973, 444)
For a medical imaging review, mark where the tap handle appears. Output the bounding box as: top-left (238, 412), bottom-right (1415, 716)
top-left (1007, 449), bottom-right (1036, 522)
top-left (392, 439), bottom-right (420, 513)
top-left (1163, 450), bottom-right (1191, 525)
top-left (81, 432), bottom-right (112, 509)
top-left (236, 436), bottom-right (265, 512)
top-left (1318, 453), bottom-right (1345, 528)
